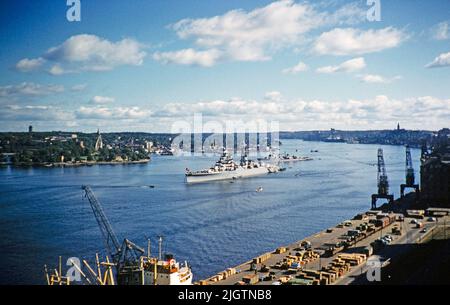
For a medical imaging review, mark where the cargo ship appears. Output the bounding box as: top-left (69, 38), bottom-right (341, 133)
top-left (119, 253), bottom-right (193, 285)
top-left (185, 151), bottom-right (278, 184)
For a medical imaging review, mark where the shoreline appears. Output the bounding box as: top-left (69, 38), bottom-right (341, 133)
top-left (197, 193), bottom-right (444, 285)
top-left (0, 159), bottom-right (150, 168)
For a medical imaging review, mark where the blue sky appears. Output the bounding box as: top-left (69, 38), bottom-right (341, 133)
top-left (0, 0), bottom-right (449, 132)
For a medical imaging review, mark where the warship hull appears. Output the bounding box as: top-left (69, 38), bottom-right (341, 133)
top-left (186, 166), bottom-right (269, 184)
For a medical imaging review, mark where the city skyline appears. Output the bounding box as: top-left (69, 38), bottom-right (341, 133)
top-left (0, 0), bottom-right (449, 132)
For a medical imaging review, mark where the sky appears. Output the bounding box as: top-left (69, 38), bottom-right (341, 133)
top-left (0, 0), bottom-right (449, 132)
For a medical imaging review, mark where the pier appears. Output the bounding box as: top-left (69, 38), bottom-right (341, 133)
top-left (197, 194), bottom-right (449, 285)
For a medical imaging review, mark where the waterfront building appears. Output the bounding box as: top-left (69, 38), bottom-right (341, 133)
top-left (421, 129), bottom-right (450, 207)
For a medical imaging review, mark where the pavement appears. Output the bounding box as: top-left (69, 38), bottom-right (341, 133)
top-left (201, 211), bottom-right (447, 285)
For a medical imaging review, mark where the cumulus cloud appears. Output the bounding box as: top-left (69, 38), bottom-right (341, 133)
top-left (48, 64), bottom-right (71, 76)
top-left (15, 57), bottom-right (46, 72)
top-left (358, 74), bottom-right (402, 84)
top-left (316, 57), bottom-right (366, 73)
top-left (0, 105), bottom-right (74, 122)
top-left (155, 0), bottom-right (366, 66)
top-left (76, 106), bottom-right (150, 120)
top-left (431, 21), bottom-right (449, 40)
top-left (264, 91), bottom-right (283, 102)
top-left (2, 94), bottom-right (449, 131)
top-left (153, 49), bottom-right (222, 67)
top-left (71, 84), bottom-right (87, 92)
top-left (282, 61), bottom-right (308, 74)
top-left (150, 94), bottom-right (449, 130)
top-left (313, 27), bottom-right (406, 56)
top-left (16, 34), bottom-right (147, 74)
top-left (425, 51), bottom-right (450, 68)
top-left (0, 82), bottom-right (64, 97)
top-left (90, 96), bottom-right (115, 104)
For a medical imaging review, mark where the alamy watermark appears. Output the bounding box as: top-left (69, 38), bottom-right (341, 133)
top-left (66, 0), bottom-right (81, 22)
top-left (367, 0), bottom-right (381, 22)
top-left (170, 113), bottom-right (280, 157)
top-left (366, 256), bottom-right (382, 282)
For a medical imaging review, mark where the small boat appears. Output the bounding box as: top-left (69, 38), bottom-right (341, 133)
top-left (256, 187), bottom-right (263, 192)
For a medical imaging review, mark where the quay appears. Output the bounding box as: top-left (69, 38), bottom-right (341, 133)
top-left (197, 195), bottom-right (449, 285)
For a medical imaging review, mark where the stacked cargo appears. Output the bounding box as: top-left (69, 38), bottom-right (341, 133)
top-left (242, 274), bottom-right (259, 285)
top-left (337, 253), bottom-right (367, 266)
top-left (320, 271), bottom-right (336, 284)
top-left (295, 269), bottom-right (339, 285)
top-left (275, 247), bottom-right (287, 254)
top-left (253, 252), bottom-right (271, 264)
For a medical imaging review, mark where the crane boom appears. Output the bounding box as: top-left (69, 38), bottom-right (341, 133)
top-left (82, 185), bottom-right (121, 260)
top-left (405, 145), bottom-right (415, 185)
top-left (377, 148), bottom-right (389, 195)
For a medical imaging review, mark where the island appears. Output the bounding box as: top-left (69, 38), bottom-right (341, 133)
top-left (0, 128), bottom-right (174, 167)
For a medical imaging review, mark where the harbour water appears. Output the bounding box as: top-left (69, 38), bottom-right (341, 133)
top-left (0, 140), bottom-right (421, 284)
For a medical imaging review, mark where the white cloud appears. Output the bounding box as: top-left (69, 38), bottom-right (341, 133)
top-left (48, 64), bottom-right (70, 76)
top-left (432, 21), bottom-right (449, 40)
top-left (313, 27), bottom-right (406, 56)
top-left (157, 0), bottom-right (366, 66)
top-left (425, 51), bottom-right (450, 68)
top-left (2, 94), bottom-right (449, 131)
top-left (153, 48), bottom-right (222, 67)
top-left (90, 96), bottom-right (115, 104)
top-left (282, 61), bottom-right (308, 74)
top-left (76, 106), bottom-right (150, 120)
top-left (0, 82), bottom-right (64, 97)
top-left (0, 105), bottom-right (73, 122)
top-left (151, 94), bottom-right (449, 130)
top-left (264, 91), bottom-right (283, 102)
top-left (316, 57), bottom-right (366, 73)
top-left (16, 34), bottom-right (147, 74)
top-left (71, 84), bottom-right (87, 92)
top-left (15, 57), bottom-right (46, 72)
top-left (358, 74), bottom-right (402, 84)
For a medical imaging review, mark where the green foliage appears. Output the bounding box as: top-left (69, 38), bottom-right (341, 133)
top-left (0, 131), bottom-right (166, 166)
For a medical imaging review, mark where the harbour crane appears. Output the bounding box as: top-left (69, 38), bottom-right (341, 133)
top-left (46, 186), bottom-right (192, 285)
top-left (371, 149), bottom-right (394, 209)
top-left (82, 185), bottom-right (145, 272)
top-left (400, 145), bottom-right (420, 198)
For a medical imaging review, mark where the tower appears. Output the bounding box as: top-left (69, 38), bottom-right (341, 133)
top-left (95, 129), bottom-right (103, 151)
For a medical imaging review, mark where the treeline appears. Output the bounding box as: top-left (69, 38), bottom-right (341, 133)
top-left (0, 132), bottom-right (172, 165)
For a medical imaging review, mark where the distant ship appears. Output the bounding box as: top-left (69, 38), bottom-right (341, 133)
top-left (323, 136), bottom-right (346, 143)
top-left (185, 151), bottom-right (278, 184)
top-left (259, 153), bottom-right (313, 162)
top-left (278, 153), bottom-right (313, 162)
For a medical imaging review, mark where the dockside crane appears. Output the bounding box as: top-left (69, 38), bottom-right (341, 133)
top-left (82, 185), bottom-right (145, 272)
top-left (400, 145), bottom-right (420, 198)
top-left (371, 149), bottom-right (394, 209)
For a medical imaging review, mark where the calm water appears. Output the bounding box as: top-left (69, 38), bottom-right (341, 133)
top-left (0, 140), bottom-right (421, 284)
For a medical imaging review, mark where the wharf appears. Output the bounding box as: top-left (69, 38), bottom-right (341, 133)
top-left (198, 196), bottom-right (448, 285)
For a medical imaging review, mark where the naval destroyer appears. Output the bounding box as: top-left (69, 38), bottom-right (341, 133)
top-left (185, 150), bottom-right (278, 184)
